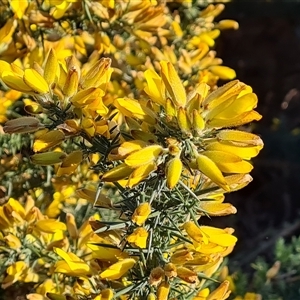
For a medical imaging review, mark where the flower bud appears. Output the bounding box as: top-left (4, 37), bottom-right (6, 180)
top-left (147, 293), bottom-right (156, 300)
top-left (66, 213), bottom-right (78, 239)
top-left (166, 157), bottom-right (182, 189)
top-left (44, 49), bottom-right (58, 86)
top-left (31, 151), bottom-right (66, 165)
top-left (63, 67), bottom-right (79, 97)
top-left (157, 281), bottom-right (170, 300)
top-left (3, 117), bottom-right (41, 134)
top-left (217, 19), bottom-right (239, 30)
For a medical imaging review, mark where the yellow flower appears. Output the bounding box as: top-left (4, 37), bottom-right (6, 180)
top-left (80, 57), bottom-right (112, 90)
top-left (114, 98), bottom-right (157, 125)
top-left (56, 150), bottom-right (83, 176)
top-left (0, 19), bottom-right (17, 57)
top-left (49, 0), bottom-right (77, 19)
top-left (54, 247), bottom-right (93, 276)
top-left (199, 200), bottom-right (237, 217)
top-left (33, 130), bottom-right (65, 152)
top-left (102, 163), bottom-right (134, 182)
top-left (96, 289), bottom-right (114, 300)
top-left (88, 242), bottom-right (127, 262)
top-left (23, 69), bottom-right (50, 94)
top-left (66, 213), bottom-right (78, 239)
top-left (144, 68), bottom-right (166, 106)
top-left (4, 233), bottom-right (22, 249)
top-left (184, 221), bottom-right (237, 253)
top-left (99, 258), bottom-right (136, 280)
top-left (207, 280), bottom-right (231, 300)
top-left (125, 145), bottom-right (163, 168)
top-left (34, 219), bottom-right (67, 233)
top-left (196, 154), bottom-right (229, 191)
top-left (2, 261), bottom-right (39, 289)
top-left (127, 227), bottom-right (148, 248)
top-left (0, 197), bottom-right (26, 230)
top-left (44, 49), bottom-right (59, 86)
top-left (131, 203), bottom-right (151, 226)
top-left (160, 61), bottom-right (187, 107)
top-left (157, 281), bottom-right (170, 300)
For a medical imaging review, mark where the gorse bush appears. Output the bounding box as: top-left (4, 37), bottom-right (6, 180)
top-left (0, 1), bottom-right (263, 299)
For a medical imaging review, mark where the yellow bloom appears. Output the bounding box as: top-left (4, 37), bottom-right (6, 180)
top-left (66, 213), bottom-right (78, 239)
top-left (160, 61), bottom-right (186, 107)
top-left (132, 203), bottom-right (151, 226)
top-left (99, 258), bottom-right (136, 280)
top-left (0, 198), bottom-right (26, 230)
top-left (81, 57), bottom-right (112, 90)
top-left (144, 68), bottom-right (166, 106)
top-left (63, 66), bottom-right (80, 97)
top-left (194, 280), bottom-right (231, 300)
top-left (50, 0), bottom-right (76, 19)
top-left (114, 98), bottom-right (156, 125)
top-left (166, 156), bottom-right (182, 189)
top-left (125, 162), bottom-right (157, 188)
top-left (125, 145), bottom-right (163, 168)
top-left (1, 70), bottom-right (33, 92)
top-left (202, 151), bottom-right (253, 174)
top-left (34, 219), bottom-right (67, 233)
top-left (56, 150), bottom-right (83, 176)
top-left (102, 163), bottom-right (133, 182)
top-left (196, 154), bottom-right (229, 191)
top-left (170, 249), bottom-right (194, 265)
top-left (207, 280), bottom-right (231, 300)
top-left (44, 49), bottom-right (59, 86)
top-left (199, 200), bottom-right (237, 217)
top-left (2, 261), bottom-right (38, 289)
top-left (54, 247), bottom-right (93, 276)
top-left (33, 130), bottom-right (65, 152)
top-left (208, 66), bottom-right (236, 80)
top-left (0, 20), bottom-right (17, 56)
top-left (88, 243), bottom-right (127, 262)
top-left (96, 289), bottom-right (114, 300)
top-left (184, 221), bottom-right (237, 253)
top-left (23, 69), bottom-right (49, 94)
top-left (157, 281), bottom-right (170, 300)
top-left (4, 233), bottom-right (22, 249)
top-left (127, 227), bottom-right (148, 248)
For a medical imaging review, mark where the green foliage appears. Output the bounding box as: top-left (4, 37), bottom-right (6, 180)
top-left (232, 236), bottom-right (300, 299)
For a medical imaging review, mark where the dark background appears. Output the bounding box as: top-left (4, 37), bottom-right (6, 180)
top-left (212, 0), bottom-right (300, 270)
